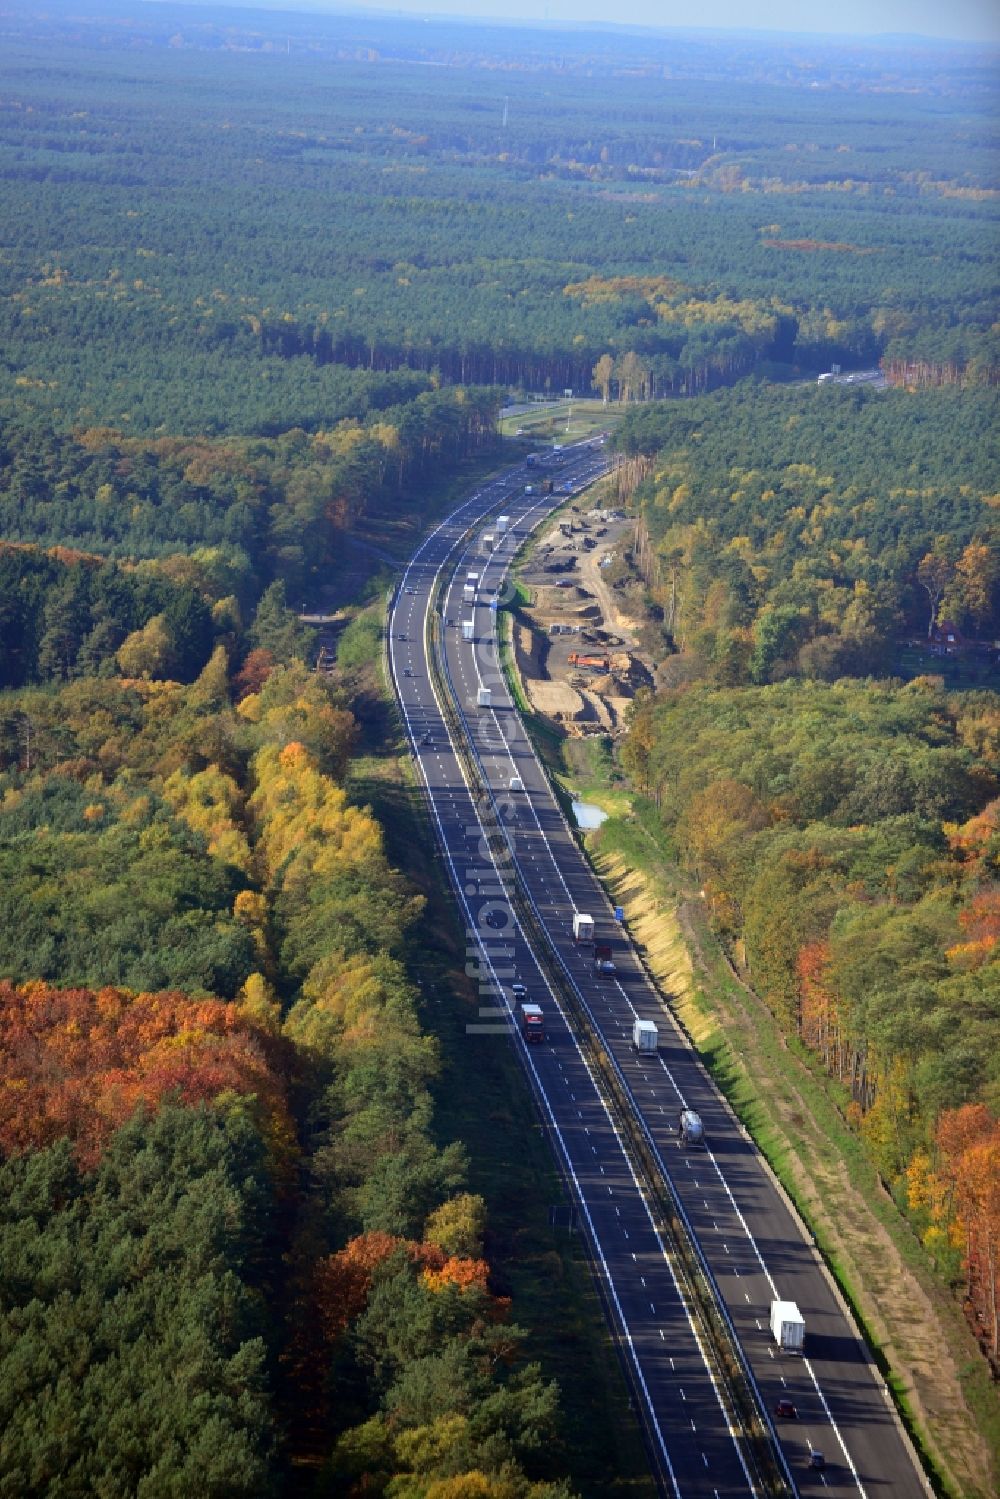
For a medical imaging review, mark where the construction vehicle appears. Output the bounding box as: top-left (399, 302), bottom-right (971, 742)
top-left (567, 653), bottom-right (610, 671)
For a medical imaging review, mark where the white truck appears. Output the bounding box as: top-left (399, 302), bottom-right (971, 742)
top-left (496, 514), bottom-right (510, 535)
top-left (462, 619), bottom-right (475, 641)
top-left (481, 532), bottom-right (495, 553)
top-left (476, 686), bottom-right (492, 708)
top-left (463, 583), bottom-right (476, 603)
top-left (572, 912), bottom-right (594, 944)
top-left (770, 1299), bottom-right (806, 1354)
top-left (632, 1019), bottom-right (658, 1053)
top-left (678, 1109), bottom-right (705, 1148)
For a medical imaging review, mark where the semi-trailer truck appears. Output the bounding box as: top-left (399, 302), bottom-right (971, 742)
top-left (770, 1300), bottom-right (806, 1354)
top-left (520, 1003), bottom-right (545, 1043)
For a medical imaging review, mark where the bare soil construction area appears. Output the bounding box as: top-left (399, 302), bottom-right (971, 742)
top-left (514, 506), bottom-right (653, 737)
top-left (504, 497), bottom-right (1000, 1497)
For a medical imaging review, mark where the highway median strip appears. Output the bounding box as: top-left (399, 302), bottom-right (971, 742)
top-left (424, 523), bottom-right (794, 1498)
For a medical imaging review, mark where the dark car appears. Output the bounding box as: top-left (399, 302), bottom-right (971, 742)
top-left (774, 1398), bottom-right (797, 1419)
top-left (511, 982), bottom-right (528, 998)
top-left (398, 631), bottom-right (408, 641)
top-left (420, 733), bottom-right (433, 746)
top-left (808, 1449), bottom-right (825, 1471)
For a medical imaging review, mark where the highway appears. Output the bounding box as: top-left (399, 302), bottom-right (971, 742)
top-left (386, 444), bottom-right (929, 1499)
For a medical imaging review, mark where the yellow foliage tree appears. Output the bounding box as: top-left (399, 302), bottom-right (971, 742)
top-left (162, 763), bottom-right (253, 875)
top-left (394, 1415), bottom-right (469, 1478)
top-left (116, 613), bottom-right (173, 679)
top-left (424, 1193), bottom-right (488, 1258)
top-left (249, 740), bottom-right (381, 881)
top-left (591, 353), bottom-right (614, 404)
top-left (236, 972), bottom-right (282, 1035)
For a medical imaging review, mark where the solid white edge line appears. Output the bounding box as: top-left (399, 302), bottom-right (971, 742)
top-left (389, 460), bottom-right (756, 1499)
top-left (448, 478), bottom-right (871, 1498)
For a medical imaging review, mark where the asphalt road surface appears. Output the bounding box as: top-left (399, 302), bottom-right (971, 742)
top-left (387, 444), bottom-right (929, 1499)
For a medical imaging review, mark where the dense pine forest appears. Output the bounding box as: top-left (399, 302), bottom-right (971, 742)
top-left (613, 383), bottom-right (999, 682)
top-left (608, 382), bottom-right (999, 1374)
top-left (1, 1), bottom-right (998, 1492)
top-left (1, 0), bottom-right (997, 441)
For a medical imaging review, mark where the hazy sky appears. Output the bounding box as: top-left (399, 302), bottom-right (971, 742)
top-left (344, 0), bottom-right (1000, 45)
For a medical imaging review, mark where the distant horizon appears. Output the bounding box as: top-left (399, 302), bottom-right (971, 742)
top-left (149, 0), bottom-right (1000, 47)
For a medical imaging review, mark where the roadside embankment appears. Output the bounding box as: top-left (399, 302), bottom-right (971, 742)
top-left (589, 819), bottom-right (996, 1499)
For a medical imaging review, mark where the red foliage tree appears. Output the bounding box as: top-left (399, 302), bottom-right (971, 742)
top-left (947, 888), bottom-right (1000, 970)
top-left (0, 980), bottom-right (294, 1170)
top-left (232, 647), bottom-right (277, 702)
top-left (796, 940), bottom-right (848, 1078)
top-left (936, 1104), bottom-right (1000, 1363)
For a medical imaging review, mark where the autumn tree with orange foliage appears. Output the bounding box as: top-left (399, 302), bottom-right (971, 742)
top-left (934, 1105), bottom-right (1000, 1364)
top-left (310, 1228), bottom-right (496, 1347)
top-left (796, 940), bottom-right (848, 1075)
top-left (0, 980), bottom-right (295, 1173)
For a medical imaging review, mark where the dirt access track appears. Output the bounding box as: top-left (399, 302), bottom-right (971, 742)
top-left (513, 503), bottom-right (652, 737)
